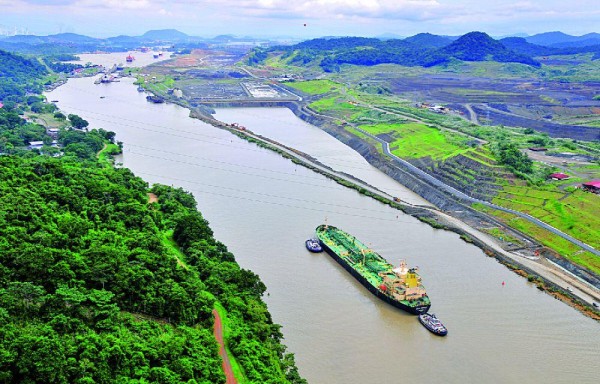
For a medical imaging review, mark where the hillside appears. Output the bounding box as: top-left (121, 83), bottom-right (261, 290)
top-left (526, 31), bottom-right (600, 47)
top-left (404, 33), bottom-right (453, 48)
top-left (258, 31), bottom-right (540, 71)
top-left (499, 37), bottom-right (559, 56)
top-left (439, 32), bottom-right (540, 66)
top-left (0, 154), bottom-right (304, 383)
top-left (142, 29), bottom-right (189, 41)
top-left (0, 49), bottom-right (47, 99)
top-left (0, 58), bottom-right (305, 383)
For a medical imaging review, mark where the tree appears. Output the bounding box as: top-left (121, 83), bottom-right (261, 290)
top-left (68, 114), bottom-right (89, 130)
top-left (497, 143), bottom-right (533, 174)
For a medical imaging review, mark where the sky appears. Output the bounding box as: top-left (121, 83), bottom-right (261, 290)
top-left (0, 0), bottom-right (599, 38)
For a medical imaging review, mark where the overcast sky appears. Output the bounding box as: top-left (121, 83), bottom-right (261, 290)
top-left (0, 0), bottom-right (598, 38)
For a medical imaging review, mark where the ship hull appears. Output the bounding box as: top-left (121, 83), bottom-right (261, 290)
top-left (319, 240), bottom-right (430, 315)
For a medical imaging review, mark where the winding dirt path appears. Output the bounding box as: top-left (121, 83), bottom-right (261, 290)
top-left (213, 309), bottom-right (237, 384)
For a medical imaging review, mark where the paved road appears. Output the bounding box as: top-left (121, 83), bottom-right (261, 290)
top-left (464, 103), bottom-right (479, 124)
top-left (212, 309), bottom-right (237, 384)
top-left (355, 127), bottom-right (600, 256)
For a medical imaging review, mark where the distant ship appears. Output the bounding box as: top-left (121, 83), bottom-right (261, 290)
top-left (100, 74), bottom-right (114, 83)
top-left (315, 224), bottom-right (431, 314)
top-left (126, 54), bottom-right (135, 62)
top-left (146, 95), bottom-right (164, 104)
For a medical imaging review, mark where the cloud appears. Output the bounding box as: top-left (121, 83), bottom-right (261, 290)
top-left (74, 0), bottom-right (152, 10)
top-left (3, 0), bottom-right (600, 37)
top-left (210, 0), bottom-right (447, 21)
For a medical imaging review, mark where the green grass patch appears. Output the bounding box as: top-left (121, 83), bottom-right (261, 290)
top-left (474, 203), bottom-right (600, 275)
top-left (309, 96), bottom-right (370, 120)
top-left (213, 302), bottom-right (247, 383)
top-left (140, 74), bottom-right (175, 94)
top-left (286, 79), bottom-right (342, 95)
top-left (359, 122), bottom-right (467, 160)
top-left (97, 143), bottom-right (121, 165)
top-left (160, 229), bottom-right (189, 269)
top-left (492, 186), bottom-right (600, 249)
top-left (481, 227), bottom-right (524, 245)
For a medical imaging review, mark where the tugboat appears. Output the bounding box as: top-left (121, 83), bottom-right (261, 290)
top-left (305, 238), bottom-right (323, 253)
top-left (418, 313), bottom-right (448, 336)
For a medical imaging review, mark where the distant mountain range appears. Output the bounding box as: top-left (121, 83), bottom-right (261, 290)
top-left (263, 31), bottom-right (545, 71)
top-left (0, 28), bottom-right (598, 62)
top-left (524, 31), bottom-right (600, 48)
top-left (0, 29), bottom-right (268, 54)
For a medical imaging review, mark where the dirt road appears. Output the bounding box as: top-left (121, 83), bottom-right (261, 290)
top-left (213, 309), bottom-right (237, 384)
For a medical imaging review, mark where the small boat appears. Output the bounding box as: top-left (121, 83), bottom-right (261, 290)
top-left (305, 238), bottom-right (323, 253)
top-left (137, 86), bottom-right (145, 92)
top-left (146, 95), bottom-right (165, 104)
top-left (418, 313), bottom-right (447, 336)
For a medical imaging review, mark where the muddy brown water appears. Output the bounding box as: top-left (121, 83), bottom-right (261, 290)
top-left (46, 60), bottom-right (599, 383)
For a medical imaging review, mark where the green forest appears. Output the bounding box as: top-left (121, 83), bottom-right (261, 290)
top-left (253, 32), bottom-right (541, 72)
top-left (0, 49), bottom-right (305, 383)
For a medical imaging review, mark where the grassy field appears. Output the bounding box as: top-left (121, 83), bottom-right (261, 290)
top-left (493, 186), bottom-right (600, 250)
top-left (97, 143), bottom-right (121, 165)
top-left (309, 96), bottom-right (371, 120)
top-left (286, 79), bottom-right (342, 95)
top-left (139, 74), bottom-right (175, 94)
top-left (359, 122), bottom-right (469, 160)
top-left (475, 203), bottom-right (600, 275)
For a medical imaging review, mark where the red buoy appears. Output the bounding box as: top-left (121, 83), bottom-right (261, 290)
top-left (379, 284), bottom-right (387, 291)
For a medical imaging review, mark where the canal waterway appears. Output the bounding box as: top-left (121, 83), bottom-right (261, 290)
top-left (46, 57), bottom-right (599, 384)
top-left (213, 107), bottom-right (428, 206)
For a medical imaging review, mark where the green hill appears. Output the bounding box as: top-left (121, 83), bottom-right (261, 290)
top-left (404, 33), bottom-right (453, 48)
top-left (258, 31), bottom-right (541, 71)
top-left (0, 49), bottom-right (47, 99)
top-left (0, 153), bottom-right (305, 383)
top-left (440, 32), bottom-right (541, 66)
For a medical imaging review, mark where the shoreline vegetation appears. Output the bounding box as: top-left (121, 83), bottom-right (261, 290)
top-left (0, 49), bottom-right (306, 383)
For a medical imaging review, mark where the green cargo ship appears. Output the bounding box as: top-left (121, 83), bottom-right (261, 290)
top-left (315, 224), bottom-right (431, 314)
